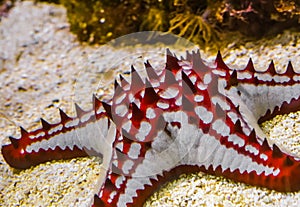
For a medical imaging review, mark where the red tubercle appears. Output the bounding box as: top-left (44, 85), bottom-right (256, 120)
top-left (266, 60), bottom-right (276, 75)
top-left (215, 51), bottom-right (230, 71)
top-left (191, 50), bottom-right (211, 76)
top-left (225, 69), bottom-right (238, 89)
top-left (285, 61), bottom-right (296, 77)
top-left (144, 61), bottom-right (159, 81)
top-left (119, 74), bottom-right (130, 88)
top-left (182, 71), bottom-right (197, 94)
top-left (130, 102), bottom-right (145, 129)
top-left (93, 195), bottom-right (105, 207)
top-left (59, 108), bottom-right (73, 124)
top-left (130, 65), bottom-right (144, 95)
top-left (244, 58), bottom-right (256, 73)
top-left (74, 103), bottom-right (87, 118)
top-left (166, 48), bottom-right (181, 73)
top-left (140, 79), bottom-right (160, 107)
top-left (163, 66), bottom-right (178, 85)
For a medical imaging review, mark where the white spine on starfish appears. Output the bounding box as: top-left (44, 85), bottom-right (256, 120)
top-left (29, 132), bottom-right (45, 139)
top-left (146, 108), bottom-right (156, 119)
top-left (212, 69), bottom-right (226, 77)
top-left (175, 97), bottom-right (182, 106)
top-left (189, 75), bottom-right (197, 84)
top-left (245, 145), bottom-right (259, 155)
top-left (294, 75), bottom-right (300, 81)
top-left (128, 143), bottom-right (141, 159)
top-left (136, 121), bottom-right (152, 141)
top-left (64, 118), bottom-right (79, 128)
top-left (194, 94), bottom-right (204, 102)
top-left (212, 119), bottom-right (230, 136)
top-left (48, 124), bottom-right (63, 135)
top-left (122, 120), bottom-right (132, 132)
top-left (115, 93), bottom-right (127, 105)
top-left (122, 160), bottom-right (135, 174)
top-left (228, 134), bottom-right (245, 147)
top-left (197, 82), bottom-right (208, 90)
top-left (255, 73), bottom-right (273, 81)
top-left (273, 75), bottom-right (290, 83)
top-left (260, 153), bottom-right (268, 161)
top-left (115, 104), bottom-right (128, 117)
top-left (203, 73), bottom-right (212, 84)
top-left (211, 96), bottom-right (231, 110)
top-left (159, 86), bottom-right (180, 99)
top-left (156, 101), bottom-right (170, 109)
top-left (115, 142), bottom-right (123, 152)
top-left (194, 106), bottom-right (213, 124)
top-left (237, 71), bottom-right (252, 79)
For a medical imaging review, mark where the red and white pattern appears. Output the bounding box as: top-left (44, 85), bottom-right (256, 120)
top-left (2, 49), bottom-right (300, 207)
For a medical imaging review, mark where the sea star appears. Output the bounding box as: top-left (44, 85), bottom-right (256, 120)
top-left (2, 49), bottom-right (300, 207)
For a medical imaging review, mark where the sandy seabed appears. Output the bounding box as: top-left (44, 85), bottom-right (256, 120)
top-left (0, 1), bottom-right (299, 206)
